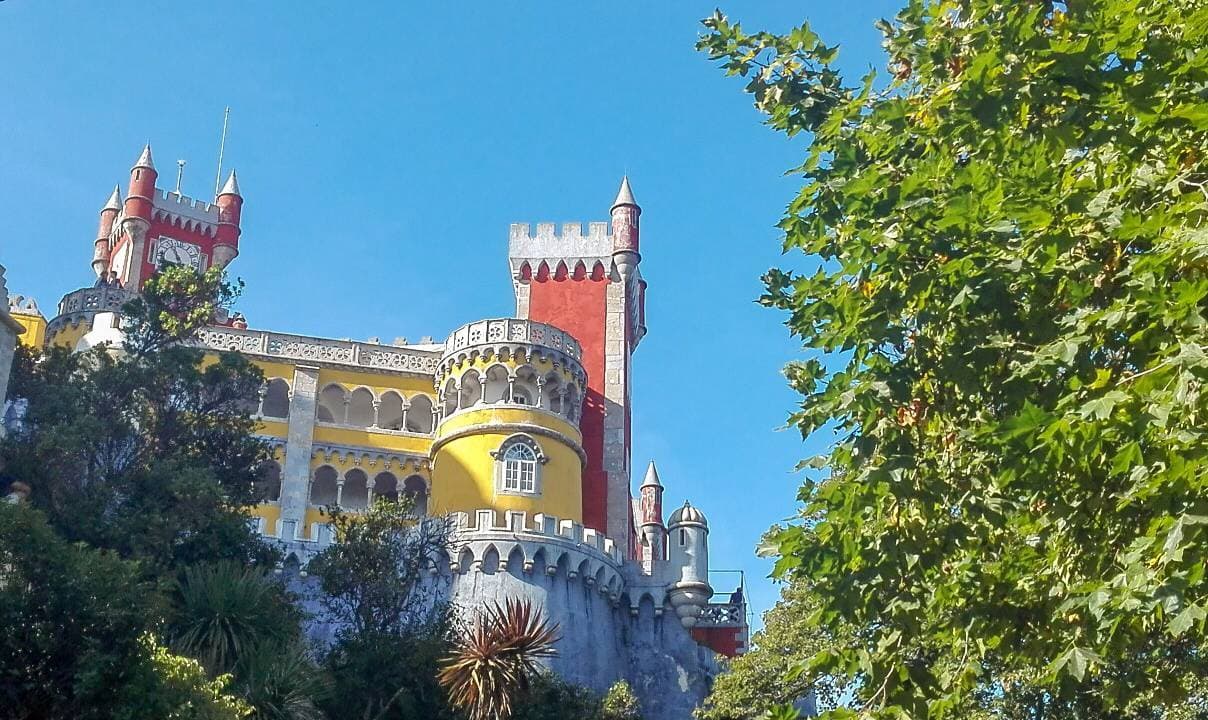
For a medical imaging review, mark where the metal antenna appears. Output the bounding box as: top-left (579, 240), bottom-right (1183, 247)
top-left (174, 159), bottom-right (186, 195)
top-left (213, 106), bottom-right (231, 199)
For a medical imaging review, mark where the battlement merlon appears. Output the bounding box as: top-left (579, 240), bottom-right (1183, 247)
top-left (508, 222), bottom-right (613, 265)
top-left (153, 188), bottom-right (222, 223)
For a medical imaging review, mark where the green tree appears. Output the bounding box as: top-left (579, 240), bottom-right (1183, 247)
top-left (700, 1), bottom-right (1208, 717)
top-left (600, 680), bottom-right (642, 720)
top-left (309, 498), bottom-right (456, 720)
top-left (3, 266), bottom-right (275, 577)
top-left (696, 580), bottom-right (850, 720)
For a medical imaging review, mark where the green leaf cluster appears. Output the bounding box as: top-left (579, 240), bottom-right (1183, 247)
top-left (702, 0), bottom-right (1208, 716)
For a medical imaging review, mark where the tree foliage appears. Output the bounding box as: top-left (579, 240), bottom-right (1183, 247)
top-left (309, 498), bottom-right (456, 720)
top-left (3, 265), bottom-right (274, 577)
top-left (701, 1), bottom-right (1208, 717)
top-left (696, 580), bottom-right (850, 720)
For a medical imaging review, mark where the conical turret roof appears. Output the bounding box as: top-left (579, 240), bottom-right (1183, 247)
top-left (133, 144), bottom-right (155, 171)
top-left (102, 185), bottom-right (122, 211)
top-left (640, 461), bottom-right (663, 489)
top-left (219, 170), bottom-right (241, 196)
top-left (611, 175), bottom-right (638, 210)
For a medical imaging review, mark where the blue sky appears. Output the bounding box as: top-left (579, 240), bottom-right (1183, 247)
top-left (0, 1), bottom-right (902, 626)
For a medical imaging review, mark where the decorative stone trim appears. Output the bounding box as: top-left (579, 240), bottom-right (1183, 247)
top-left (444, 507), bottom-right (625, 603)
top-left (439, 319), bottom-right (585, 385)
top-left (193, 327), bottom-right (441, 376)
top-left (431, 421), bottom-right (587, 467)
top-left (47, 287), bottom-right (132, 336)
top-left (309, 442), bottom-right (429, 473)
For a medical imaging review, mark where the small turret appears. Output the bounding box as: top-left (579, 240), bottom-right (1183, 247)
top-left (637, 461), bottom-right (666, 573)
top-left (116, 145), bottom-right (156, 288)
top-left (92, 186), bottom-right (122, 278)
top-left (610, 176), bottom-right (641, 280)
top-left (213, 170), bottom-right (242, 270)
top-left (666, 500), bottom-right (712, 628)
top-left (124, 144), bottom-right (157, 221)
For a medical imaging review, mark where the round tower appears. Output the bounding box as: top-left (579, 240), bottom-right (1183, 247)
top-left (666, 501), bottom-right (713, 628)
top-left (430, 318), bottom-right (588, 521)
top-left (213, 170), bottom-right (242, 269)
top-left (610, 176), bottom-right (641, 280)
top-left (116, 145), bottom-right (156, 288)
top-left (92, 186), bottom-right (122, 278)
top-left (637, 461), bottom-right (666, 574)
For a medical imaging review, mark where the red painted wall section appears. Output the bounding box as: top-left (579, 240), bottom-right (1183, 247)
top-left (526, 274), bottom-right (610, 533)
top-left (690, 626), bottom-right (745, 658)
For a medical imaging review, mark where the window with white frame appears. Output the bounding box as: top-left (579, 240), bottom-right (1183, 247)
top-left (492, 435), bottom-right (546, 496)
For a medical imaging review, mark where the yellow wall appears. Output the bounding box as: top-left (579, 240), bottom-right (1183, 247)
top-left (431, 405), bottom-right (583, 522)
top-left (12, 313), bottom-right (46, 349)
top-left (47, 319), bottom-right (89, 349)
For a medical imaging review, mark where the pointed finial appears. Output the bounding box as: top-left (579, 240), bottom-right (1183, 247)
top-left (611, 175), bottom-right (638, 210)
top-left (218, 170), bottom-right (240, 197)
top-left (134, 144), bottom-right (155, 171)
top-left (641, 461), bottom-right (663, 489)
top-left (103, 185), bottom-right (122, 211)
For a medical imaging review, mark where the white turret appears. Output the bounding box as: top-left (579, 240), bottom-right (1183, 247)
top-left (665, 500), bottom-right (712, 628)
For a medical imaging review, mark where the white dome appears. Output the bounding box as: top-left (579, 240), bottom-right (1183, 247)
top-left (668, 500), bottom-right (707, 528)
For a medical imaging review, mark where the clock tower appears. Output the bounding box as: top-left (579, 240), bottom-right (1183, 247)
top-left (95, 145), bottom-right (244, 290)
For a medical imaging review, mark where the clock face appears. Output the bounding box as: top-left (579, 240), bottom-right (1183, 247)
top-left (155, 237), bottom-right (203, 271)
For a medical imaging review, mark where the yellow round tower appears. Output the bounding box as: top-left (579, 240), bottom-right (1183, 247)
top-left (430, 318), bottom-right (586, 521)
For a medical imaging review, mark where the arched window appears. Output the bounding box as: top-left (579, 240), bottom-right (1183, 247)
top-left (543, 373), bottom-right (562, 414)
top-left (403, 475), bottom-right (429, 516)
top-left (378, 392), bottom-right (404, 430)
top-left (563, 384), bottom-right (579, 422)
top-left (254, 461), bottom-right (282, 503)
top-left (512, 366), bottom-right (538, 406)
top-left (492, 435), bottom-right (546, 496)
top-left (373, 472), bottom-right (398, 503)
top-left (261, 378), bottom-right (290, 419)
top-left (483, 365), bottom-right (510, 404)
top-left (343, 468), bottom-right (369, 510)
top-left (310, 466), bottom-right (339, 507)
top-left (460, 370), bottom-right (483, 408)
top-left (347, 388), bottom-right (375, 427)
top-left (441, 378), bottom-right (458, 418)
top-left (407, 395), bottom-right (434, 433)
top-left (317, 384), bottom-right (346, 424)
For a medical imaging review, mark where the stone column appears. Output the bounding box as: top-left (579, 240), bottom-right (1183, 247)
top-left (602, 278), bottom-right (632, 543)
top-left (279, 365), bottom-right (319, 539)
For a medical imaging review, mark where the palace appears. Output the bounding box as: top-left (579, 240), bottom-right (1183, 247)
top-left (7, 146), bottom-right (747, 718)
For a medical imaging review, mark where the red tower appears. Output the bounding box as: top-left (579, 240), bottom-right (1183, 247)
top-left (508, 178), bottom-right (648, 545)
top-left (102, 145), bottom-right (243, 289)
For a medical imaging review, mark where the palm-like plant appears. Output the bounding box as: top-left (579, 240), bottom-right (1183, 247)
top-left (167, 560), bottom-right (296, 675)
top-left (438, 598), bottom-right (561, 720)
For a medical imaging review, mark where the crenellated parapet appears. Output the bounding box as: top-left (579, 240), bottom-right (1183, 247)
top-left (507, 222), bottom-right (614, 282)
top-left (151, 189), bottom-right (221, 236)
top-left (445, 507), bottom-right (625, 603)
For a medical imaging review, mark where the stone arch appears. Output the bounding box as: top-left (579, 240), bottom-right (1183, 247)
top-left (531, 547), bottom-right (549, 576)
top-left (563, 383), bottom-right (580, 422)
top-left (317, 384), bottom-right (346, 424)
top-left (407, 395), bottom-right (434, 433)
top-left (483, 364), bottom-right (510, 404)
top-left (512, 365), bottom-right (539, 406)
top-left (403, 474), bottom-right (429, 515)
top-left (543, 371), bottom-right (563, 414)
top-left (310, 465), bottom-right (339, 506)
top-left (378, 391), bottom-right (404, 430)
top-left (254, 460), bottom-right (282, 503)
top-left (342, 468), bottom-right (369, 510)
top-left (441, 378), bottom-right (458, 417)
top-left (481, 545), bottom-right (500, 575)
top-left (505, 545), bottom-right (526, 576)
top-left (347, 387), bottom-right (375, 427)
top-left (261, 378), bottom-right (290, 419)
top-left (373, 471), bottom-right (398, 503)
top-left (459, 369), bottom-right (483, 408)
top-left (456, 546), bottom-right (474, 575)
